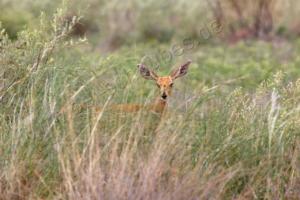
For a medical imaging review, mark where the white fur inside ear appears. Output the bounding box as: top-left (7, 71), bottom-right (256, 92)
top-left (139, 64), bottom-right (150, 77)
top-left (138, 64), bottom-right (158, 80)
top-left (171, 60), bottom-right (191, 79)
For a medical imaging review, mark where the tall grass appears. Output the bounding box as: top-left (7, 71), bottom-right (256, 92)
top-left (1, 4), bottom-right (300, 200)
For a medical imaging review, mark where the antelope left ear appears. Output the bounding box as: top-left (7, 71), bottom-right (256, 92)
top-left (170, 60), bottom-right (192, 80)
top-left (137, 63), bottom-right (158, 81)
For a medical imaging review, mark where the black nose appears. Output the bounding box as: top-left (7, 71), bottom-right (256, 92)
top-left (161, 93), bottom-right (167, 99)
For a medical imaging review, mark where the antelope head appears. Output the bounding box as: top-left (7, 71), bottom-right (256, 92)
top-left (137, 60), bottom-right (191, 101)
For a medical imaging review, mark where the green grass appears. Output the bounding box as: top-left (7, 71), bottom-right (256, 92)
top-left (1, 6), bottom-right (300, 200)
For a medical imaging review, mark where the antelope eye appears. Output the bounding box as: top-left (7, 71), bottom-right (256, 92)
top-left (156, 83), bottom-right (160, 88)
top-left (170, 83), bottom-right (174, 87)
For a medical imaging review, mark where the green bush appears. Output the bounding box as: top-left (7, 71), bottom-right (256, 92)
top-left (0, 8), bottom-right (34, 39)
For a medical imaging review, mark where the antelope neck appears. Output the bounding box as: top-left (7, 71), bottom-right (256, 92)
top-left (149, 96), bottom-right (167, 113)
top-left (156, 96), bottom-right (167, 104)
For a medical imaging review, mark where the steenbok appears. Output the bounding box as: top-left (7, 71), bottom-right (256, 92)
top-left (60, 61), bottom-right (192, 119)
top-left (136, 60), bottom-right (192, 115)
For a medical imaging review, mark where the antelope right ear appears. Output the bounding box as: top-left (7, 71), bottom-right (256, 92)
top-left (137, 64), bottom-right (158, 81)
top-left (170, 60), bottom-right (192, 80)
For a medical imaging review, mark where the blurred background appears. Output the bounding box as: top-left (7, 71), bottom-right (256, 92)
top-left (2, 0), bottom-right (300, 50)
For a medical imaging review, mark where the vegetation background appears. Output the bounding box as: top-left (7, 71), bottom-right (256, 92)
top-left (1, 0), bottom-right (300, 199)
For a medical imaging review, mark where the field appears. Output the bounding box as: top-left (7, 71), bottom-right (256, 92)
top-left (1, 0), bottom-right (300, 199)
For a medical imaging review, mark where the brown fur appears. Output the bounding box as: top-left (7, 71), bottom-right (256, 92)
top-left (59, 61), bottom-right (191, 116)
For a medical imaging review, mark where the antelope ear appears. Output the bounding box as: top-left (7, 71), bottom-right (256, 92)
top-left (170, 60), bottom-right (192, 80)
top-left (137, 64), bottom-right (158, 80)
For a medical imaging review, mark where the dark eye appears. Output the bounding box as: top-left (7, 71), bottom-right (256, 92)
top-left (170, 83), bottom-right (174, 87)
top-left (156, 83), bottom-right (160, 88)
